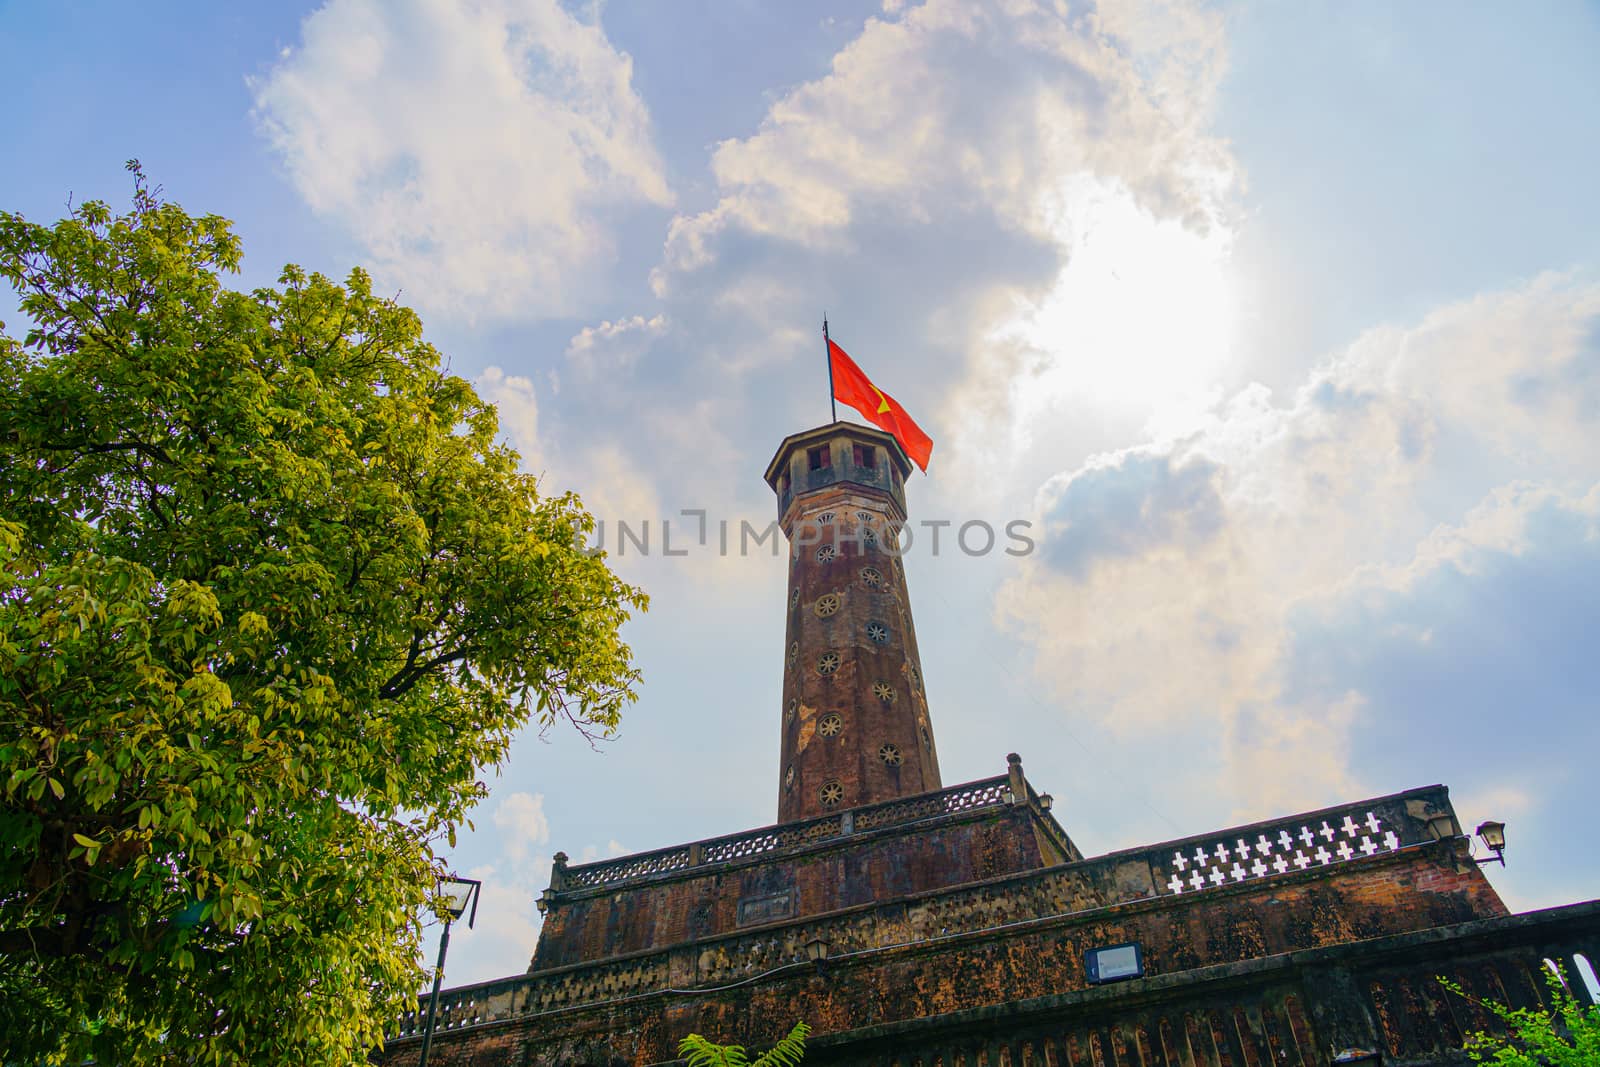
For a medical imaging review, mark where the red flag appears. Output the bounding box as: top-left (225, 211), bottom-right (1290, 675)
top-left (828, 339), bottom-right (933, 471)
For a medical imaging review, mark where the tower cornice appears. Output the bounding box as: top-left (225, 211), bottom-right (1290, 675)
top-left (762, 421), bottom-right (914, 487)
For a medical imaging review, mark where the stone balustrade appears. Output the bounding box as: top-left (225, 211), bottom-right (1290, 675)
top-left (557, 774), bottom-right (1016, 894)
top-left (391, 784), bottom-right (1477, 1046)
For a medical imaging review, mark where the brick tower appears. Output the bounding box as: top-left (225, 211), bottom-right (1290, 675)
top-left (764, 422), bottom-right (940, 822)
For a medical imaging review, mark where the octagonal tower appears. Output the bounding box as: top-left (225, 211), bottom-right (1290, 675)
top-left (764, 423), bottom-right (940, 822)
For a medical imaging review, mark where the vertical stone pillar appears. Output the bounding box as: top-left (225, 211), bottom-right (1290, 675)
top-left (765, 424), bottom-right (941, 822)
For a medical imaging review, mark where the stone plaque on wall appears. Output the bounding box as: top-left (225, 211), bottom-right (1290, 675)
top-left (737, 888), bottom-right (796, 926)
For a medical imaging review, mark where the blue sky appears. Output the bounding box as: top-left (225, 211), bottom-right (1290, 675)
top-left (3, 1), bottom-right (1598, 986)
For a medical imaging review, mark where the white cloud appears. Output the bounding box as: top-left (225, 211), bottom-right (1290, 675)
top-left (996, 274), bottom-right (1600, 817)
top-left (1035, 447), bottom-right (1224, 576)
top-left (657, 0), bottom-right (1231, 286)
top-left (490, 791), bottom-right (550, 864)
top-left (475, 362), bottom-right (658, 523)
top-left (443, 796), bottom-right (557, 981)
top-left (476, 366), bottom-right (542, 471)
top-left (565, 313), bottom-right (668, 374)
top-left (459, 871), bottom-right (545, 977)
top-left (253, 0), bottom-right (672, 319)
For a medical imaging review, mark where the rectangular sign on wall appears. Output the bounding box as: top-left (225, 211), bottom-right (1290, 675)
top-left (1085, 942), bottom-right (1144, 984)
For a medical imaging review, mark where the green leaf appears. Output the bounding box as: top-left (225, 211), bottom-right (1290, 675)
top-left (0, 167), bottom-right (644, 1066)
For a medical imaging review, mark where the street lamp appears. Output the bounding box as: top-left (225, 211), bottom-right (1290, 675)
top-left (805, 935), bottom-right (830, 976)
top-left (1423, 812), bottom-right (1460, 841)
top-left (417, 875), bottom-right (482, 1067)
top-left (1475, 821), bottom-right (1507, 866)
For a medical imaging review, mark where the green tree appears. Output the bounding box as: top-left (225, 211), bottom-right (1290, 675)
top-left (679, 1021), bottom-right (810, 1067)
top-left (0, 163), bottom-right (646, 1065)
top-left (1441, 967), bottom-right (1600, 1066)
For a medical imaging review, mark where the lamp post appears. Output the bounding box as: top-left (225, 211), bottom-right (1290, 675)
top-left (417, 875), bottom-right (482, 1067)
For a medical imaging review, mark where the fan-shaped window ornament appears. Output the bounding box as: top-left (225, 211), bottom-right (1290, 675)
top-left (866, 621), bottom-right (890, 644)
top-left (784, 765), bottom-right (795, 789)
top-left (878, 743), bottom-right (903, 766)
top-left (872, 682), bottom-right (896, 704)
top-left (856, 510), bottom-right (874, 524)
top-left (819, 780), bottom-right (844, 807)
top-left (817, 511), bottom-right (836, 525)
top-left (860, 567), bottom-right (884, 590)
top-left (814, 593), bottom-right (841, 618)
top-left (816, 544), bottom-right (837, 563)
top-left (818, 713), bottom-right (843, 737)
top-left (817, 651), bottom-right (841, 675)
top-left (863, 529), bottom-right (878, 548)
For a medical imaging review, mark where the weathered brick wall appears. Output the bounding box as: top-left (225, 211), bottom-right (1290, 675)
top-left (534, 801), bottom-right (1049, 969)
top-left (383, 838), bottom-right (1530, 1066)
top-left (534, 781), bottom-right (1456, 973)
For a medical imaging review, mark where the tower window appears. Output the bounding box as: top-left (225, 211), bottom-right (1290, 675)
top-left (860, 567), bottom-right (884, 590)
top-left (872, 682), bottom-right (896, 704)
top-left (817, 651), bottom-right (841, 675)
top-left (878, 743), bottom-right (903, 766)
top-left (853, 442), bottom-right (876, 470)
top-left (866, 621), bottom-right (890, 644)
top-left (814, 594), bottom-right (841, 617)
top-left (808, 445), bottom-right (831, 471)
top-left (819, 780), bottom-right (844, 807)
top-left (818, 713), bottom-right (843, 737)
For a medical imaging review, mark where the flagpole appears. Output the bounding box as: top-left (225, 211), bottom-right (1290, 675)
top-left (823, 315), bottom-right (838, 423)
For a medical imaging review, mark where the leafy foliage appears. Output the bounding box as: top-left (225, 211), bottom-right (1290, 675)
top-left (678, 1021), bottom-right (810, 1067)
top-left (1440, 966), bottom-right (1600, 1066)
top-left (0, 163), bottom-right (646, 1064)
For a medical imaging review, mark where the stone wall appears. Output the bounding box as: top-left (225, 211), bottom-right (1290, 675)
top-left (379, 862), bottom-right (1591, 1065)
top-left (380, 784), bottom-right (1549, 1066)
top-left (534, 771), bottom-right (1076, 969)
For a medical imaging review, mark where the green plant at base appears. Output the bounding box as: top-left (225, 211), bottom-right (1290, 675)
top-left (679, 1020), bottom-right (810, 1067)
top-left (1439, 967), bottom-right (1600, 1066)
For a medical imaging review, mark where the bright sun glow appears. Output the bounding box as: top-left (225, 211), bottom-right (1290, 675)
top-left (1001, 176), bottom-right (1239, 431)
